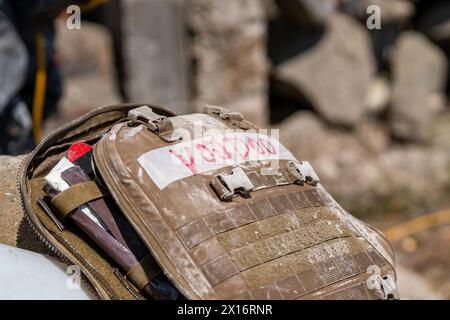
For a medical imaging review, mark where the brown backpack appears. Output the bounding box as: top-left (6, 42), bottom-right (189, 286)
top-left (18, 103), bottom-right (399, 300)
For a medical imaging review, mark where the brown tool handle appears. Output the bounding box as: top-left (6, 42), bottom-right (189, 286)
top-left (44, 183), bottom-right (138, 271)
top-left (43, 167), bottom-right (169, 298)
top-left (61, 167), bottom-right (133, 249)
top-left (61, 166), bottom-right (150, 259)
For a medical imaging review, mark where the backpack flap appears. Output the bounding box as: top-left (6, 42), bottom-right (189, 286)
top-left (93, 105), bottom-right (399, 300)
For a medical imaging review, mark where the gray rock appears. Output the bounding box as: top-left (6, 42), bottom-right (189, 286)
top-left (0, 156), bottom-right (25, 247)
top-left (390, 32), bottom-right (448, 141)
top-left (429, 112), bottom-right (450, 151)
top-left (278, 111), bottom-right (330, 161)
top-left (189, 0), bottom-right (265, 32)
top-left (278, 111), bottom-right (450, 214)
top-left (50, 21), bottom-right (121, 135)
top-left (416, 2), bottom-right (450, 44)
top-left (364, 76), bottom-right (391, 115)
top-left (188, 0), bottom-right (269, 114)
top-left (396, 265), bottom-right (445, 300)
top-left (56, 21), bottom-right (113, 77)
top-left (190, 22), bottom-right (268, 106)
top-left (355, 118), bottom-right (390, 155)
top-left (0, 155), bottom-right (52, 255)
top-left (263, 0), bottom-right (280, 20)
top-left (344, 0), bottom-right (415, 24)
top-left (275, 0), bottom-right (338, 27)
top-left (227, 93), bottom-right (269, 128)
top-left (273, 14), bottom-right (376, 127)
top-left (0, 156), bottom-right (50, 254)
top-left (122, 0), bottom-right (190, 114)
top-left (430, 19), bottom-right (450, 43)
top-left (375, 146), bottom-right (450, 211)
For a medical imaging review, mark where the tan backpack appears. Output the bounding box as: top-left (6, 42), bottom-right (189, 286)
top-left (18, 103), bottom-right (399, 300)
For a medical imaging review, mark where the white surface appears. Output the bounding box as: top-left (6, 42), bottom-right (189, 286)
top-left (0, 244), bottom-right (95, 300)
top-left (138, 132), bottom-right (297, 189)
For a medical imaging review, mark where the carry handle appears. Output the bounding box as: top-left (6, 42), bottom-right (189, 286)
top-left (128, 106), bottom-right (182, 143)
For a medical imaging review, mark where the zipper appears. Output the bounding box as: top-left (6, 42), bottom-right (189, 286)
top-left (16, 104), bottom-right (171, 299)
top-left (16, 156), bottom-right (102, 299)
top-left (16, 157), bottom-right (68, 262)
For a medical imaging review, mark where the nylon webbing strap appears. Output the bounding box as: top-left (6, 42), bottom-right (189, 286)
top-left (125, 255), bottom-right (162, 292)
top-left (203, 105), bottom-right (251, 130)
top-left (51, 181), bottom-right (106, 220)
top-left (211, 165), bottom-right (299, 201)
top-left (247, 167), bottom-right (298, 189)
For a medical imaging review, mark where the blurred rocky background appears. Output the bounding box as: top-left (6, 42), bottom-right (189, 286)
top-left (1, 0), bottom-right (449, 298)
top-left (46, 0), bottom-right (450, 217)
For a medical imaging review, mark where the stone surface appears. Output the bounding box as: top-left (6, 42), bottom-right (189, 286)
top-left (430, 19), bottom-right (450, 43)
top-left (263, 0), bottom-right (280, 20)
top-left (396, 265), bottom-right (444, 299)
top-left (122, 0), bottom-right (190, 114)
top-left (0, 156), bottom-right (51, 254)
top-left (227, 93), bottom-right (268, 128)
top-left (273, 14), bottom-right (376, 127)
top-left (267, 12), bottom-right (326, 68)
top-left (429, 113), bottom-right (450, 151)
top-left (375, 146), bottom-right (450, 212)
top-left (188, 0), bottom-right (265, 32)
top-left (0, 156), bottom-right (24, 247)
top-left (393, 224), bottom-right (450, 299)
top-left (275, 0), bottom-right (338, 27)
top-left (278, 111), bottom-right (450, 215)
top-left (56, 21), bottom-right (113, 78)
top-left (417, 2), bottom-right (450, 44)
top-left (188, 0), bottom-right (269, 120)
top-left (190, 22), bottom-right (268, 105)
top-left (390, 32), bottom-right (448, 141)
top-left (47, 21), bottom-right (122, 135)
top-left (344, 0), bottom-right (415, 24)
top-left (364, 75), bottom-right (391, 115)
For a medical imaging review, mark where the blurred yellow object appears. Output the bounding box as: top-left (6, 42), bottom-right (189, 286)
top-left (32, 32), bottom-right (47, 144)
top-left (384, 209), bottom-right (450, 242)
top-left (400, 237), bottom-right (418, 253)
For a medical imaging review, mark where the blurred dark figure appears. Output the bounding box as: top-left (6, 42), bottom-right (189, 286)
top-left (0, 0), bottom-right (115, 155)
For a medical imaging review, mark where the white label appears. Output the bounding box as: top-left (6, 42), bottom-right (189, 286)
top-left (138, 132), bottom-right (297, 189)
